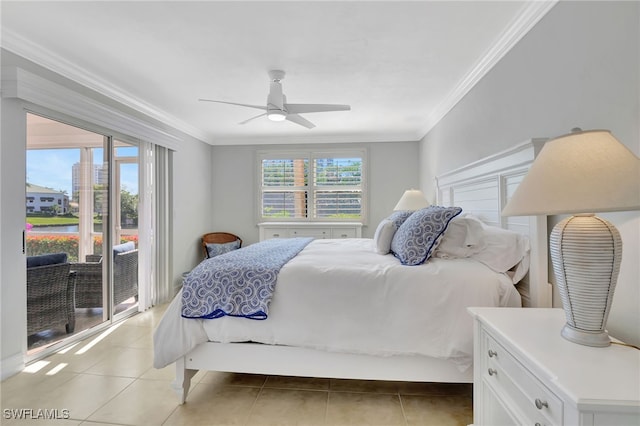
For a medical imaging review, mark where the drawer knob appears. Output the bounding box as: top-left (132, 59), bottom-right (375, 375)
top-left (273, 233), bottom-right (280, 237)
top-left (535, 398), bottom-right (548, 410)
top-left (487, 368), bottom-right (497, 376)
top-left (341, 234), bottom-right (348, 237)
top-left (488, 349), bottom-right (497, 358)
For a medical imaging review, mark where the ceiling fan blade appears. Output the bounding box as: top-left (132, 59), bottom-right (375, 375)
top-left (198, 99), bottom-right (267, 111)
top-left (285, 104), bottom-right (351, 114)
top-left (239, 112), bottom-right (267, 125)
top-left (286, 114), bottom-right (316, 129)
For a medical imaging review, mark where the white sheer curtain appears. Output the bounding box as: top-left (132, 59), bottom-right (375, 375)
top-left (138, 141), bottom-right (173, 310)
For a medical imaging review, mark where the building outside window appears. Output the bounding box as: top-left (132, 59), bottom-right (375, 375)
top-left (26, 183), bottom-right (69, 214)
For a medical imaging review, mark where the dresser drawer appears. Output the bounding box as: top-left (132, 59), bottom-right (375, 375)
top-left (483, 331), bottom-right (563, 425)
top-left (262, 229), bottom-right (286, 239)
top-left (290, 228), bottom-right (330, 238)
top-left (331, 228), bottom-right (357, 238)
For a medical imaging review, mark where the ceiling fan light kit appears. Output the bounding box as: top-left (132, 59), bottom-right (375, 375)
top-left (199, 70), bottom-right (350, 129)
top-left (267, 111), bottom-right (287, 122)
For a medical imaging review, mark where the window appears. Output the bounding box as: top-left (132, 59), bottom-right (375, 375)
top-left (258, 150), bottom-right (366, 222)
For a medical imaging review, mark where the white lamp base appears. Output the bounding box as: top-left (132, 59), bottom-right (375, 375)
top-left (560, 324), bottom-right (611, 347)
top-left (550, 214), bottom-right (622, 348)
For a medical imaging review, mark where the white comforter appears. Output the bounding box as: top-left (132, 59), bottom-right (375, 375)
top-left (153, 238), bottom-right (521, 370)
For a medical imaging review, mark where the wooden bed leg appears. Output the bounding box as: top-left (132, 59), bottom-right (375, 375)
top-left (171, 357), bottom-right (198, 404)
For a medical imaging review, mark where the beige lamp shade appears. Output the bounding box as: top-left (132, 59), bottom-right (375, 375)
top-left (393, 189), bottom-right (429, 211)
top-left (502, 129), bottom-right (640, 216)
top-left (502, 129), bottom-right (639, 347)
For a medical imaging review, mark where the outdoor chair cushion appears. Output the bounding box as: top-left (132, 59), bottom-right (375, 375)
top-left (27, 252), bottom-right (68, 268)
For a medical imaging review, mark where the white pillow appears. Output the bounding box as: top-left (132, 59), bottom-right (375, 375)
top-left (509, 251), bottom-right (530, 284)
top-left (434, 214), bottom-right (486, 259)
top-left (373, 219), bottom-right (396, 254)
top-left (469, 225), bottom-right (530, 275)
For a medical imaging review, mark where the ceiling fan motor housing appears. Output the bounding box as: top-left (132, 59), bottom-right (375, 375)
top-left (267, 78), bottom-right (286, 121)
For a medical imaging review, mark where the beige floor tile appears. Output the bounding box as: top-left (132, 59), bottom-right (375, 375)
top-left (401, 394), bottom-right (473, 426)
top-left (199, 371), bottom-right (267, 388)
top-left (397, 381), bottom-right (473, 396)
top-left (27, 373), bottom-right (134, 421)
top-left (164, 382), bottom-right (261, 425)
top-left (126, 332), bottom-right (154, 349)
top-left (265, 375), bottom-right (330, 391)
top-left (42, 348), bottom-right (111, 374)
top-left (326, 392), bottom-right (405, 426)
top-left (1, 370), bottom-right (78, 407)
top-left (123, 306), bottom-right (167, 329)
top-left (87, 378), bottom-right (178, 425)
top-left (92, 324), bottom-right (151, 349)
top-left (247, 388), bottom-right (328, 426)
top-left (83, 346), bottom-right (153, 378)
top-left (329, 378), bottom-right (400, 394)
top-left (1, 416), bottom-right (81, 426)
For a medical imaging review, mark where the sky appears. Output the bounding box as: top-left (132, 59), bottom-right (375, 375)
top-left (27, 147), bottom-right (139, 198)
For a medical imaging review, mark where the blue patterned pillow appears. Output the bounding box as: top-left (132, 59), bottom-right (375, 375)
top-left (387, 210), bottom-right (413, 229)
top-left (391, 206), bottom-right (462, 266)
top-left (206, 240), bottom-right (241, 258)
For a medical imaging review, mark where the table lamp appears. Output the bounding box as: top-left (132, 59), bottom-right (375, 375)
top-left (393, 189), bottom-right (429, 211)
top-left (502, 129), bottom-right (640, 347)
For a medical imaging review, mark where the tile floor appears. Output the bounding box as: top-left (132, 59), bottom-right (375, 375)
top-left (2, 305), bottom-right (473, 425)
top-left (28, 300), bottom-right (138, 353)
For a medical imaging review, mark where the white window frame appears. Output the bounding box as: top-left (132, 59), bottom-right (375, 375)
top-left (257, 148), bottom-right (367, 223)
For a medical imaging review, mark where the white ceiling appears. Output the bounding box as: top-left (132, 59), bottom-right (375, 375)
top-left (1, 1), bottom-right (555, 146)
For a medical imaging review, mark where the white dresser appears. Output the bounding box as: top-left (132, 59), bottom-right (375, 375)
top-left (468, 307), bottom-right (640, 426)
top-left (258, 222), bottom-right (362, 241)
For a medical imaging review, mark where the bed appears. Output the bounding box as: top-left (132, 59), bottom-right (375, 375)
top-left (153, 139), bottom-right (552, 403)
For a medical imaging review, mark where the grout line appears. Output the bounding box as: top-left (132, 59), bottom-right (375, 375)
top-left (398, 393), bottom-right (409, 426)
top-left (75, 375), bottom-right (137, 424)
top-left (241, 374), bottom-right (267, 426)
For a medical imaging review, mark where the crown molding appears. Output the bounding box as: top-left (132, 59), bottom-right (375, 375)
top-left (209, 130), bottom-right (421, 146)
top-left (418, 0), bottom-right (558, 140)
top-left (1, 28), bottom-right (209, 144)
top-left (2, 66), bottom-right (181, 150)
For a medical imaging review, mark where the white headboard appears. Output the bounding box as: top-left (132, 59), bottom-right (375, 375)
top-left (436, 139), bottom-right (551, 308)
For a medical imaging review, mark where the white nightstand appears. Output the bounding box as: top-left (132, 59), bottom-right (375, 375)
top-left (468, 307), bottom-right (640, 426)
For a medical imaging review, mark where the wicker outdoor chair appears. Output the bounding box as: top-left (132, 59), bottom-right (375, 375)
top-left (72, 246), bottom-right (139, 308)
top-left (202, 232), bottom-right (242, 259)
top-left (72, 255), bottom-right (103, 308)
top-left (27, 254), bottom-right (76, 335)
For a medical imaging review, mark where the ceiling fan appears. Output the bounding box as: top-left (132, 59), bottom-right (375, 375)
top-left (198, 70), bottom-right (350, 129)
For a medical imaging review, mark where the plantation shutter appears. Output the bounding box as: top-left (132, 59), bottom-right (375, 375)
top-left (312, 157), bottom-right (363, 219)
top-left (259, 150), bottom-right (365, 221)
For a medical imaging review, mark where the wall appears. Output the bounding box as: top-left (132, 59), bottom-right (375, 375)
top-left (210, 141), bottom-right (420, 244)
top-left (419, 1), bottom-right (640, 345)
top-left (171, 138), bottom-right (216, 291)
top-left (0, 97), bottom-right (29, 377)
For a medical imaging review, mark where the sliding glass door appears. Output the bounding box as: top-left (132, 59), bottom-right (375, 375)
top-left (113, 141), bottom-right (139, 320)
top-left (25, 113), bottom-right (139, 355)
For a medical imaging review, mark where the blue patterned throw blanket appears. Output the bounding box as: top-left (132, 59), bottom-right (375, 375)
top-left (181, 237), bottom-right (313, 320)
